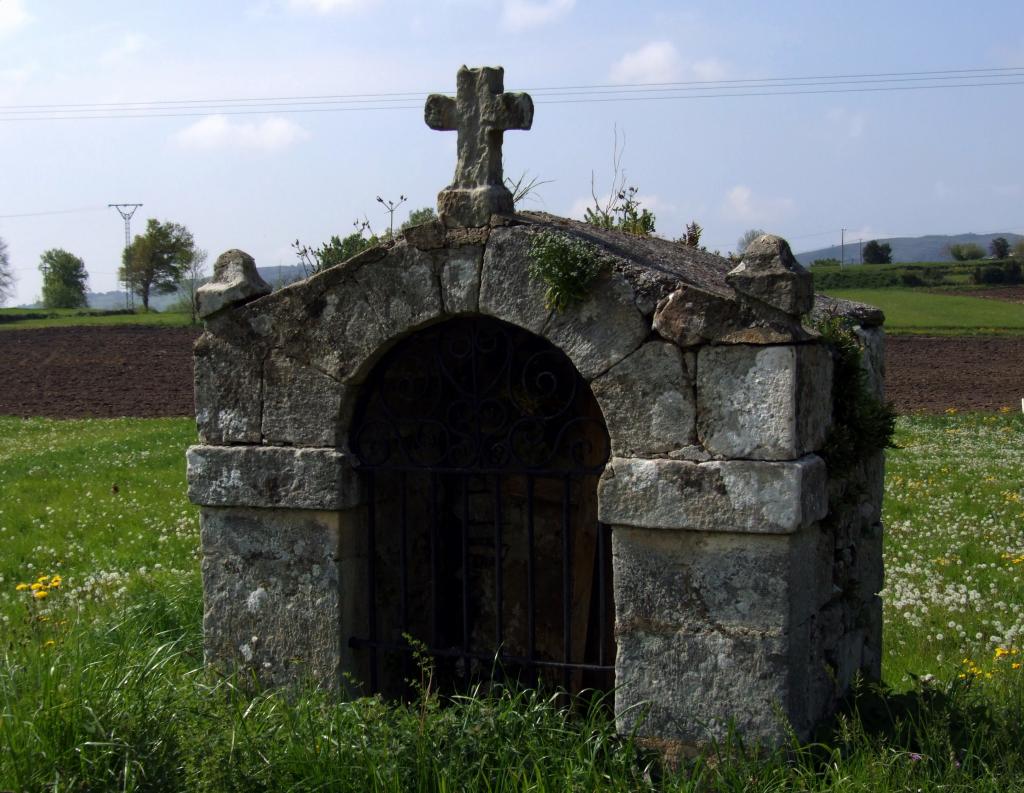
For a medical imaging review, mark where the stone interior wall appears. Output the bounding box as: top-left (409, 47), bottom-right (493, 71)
top-left (187, 220), bottom-right (886, 748)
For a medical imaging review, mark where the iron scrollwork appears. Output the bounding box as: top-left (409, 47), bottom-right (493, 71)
top-left (351, 318), bottom-right (610, 474)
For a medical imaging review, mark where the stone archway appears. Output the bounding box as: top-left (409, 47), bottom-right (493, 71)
top-left (346, 315), bottom-right (615, 696)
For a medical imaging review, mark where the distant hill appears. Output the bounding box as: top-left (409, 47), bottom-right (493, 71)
top-left (83, 264), bottom-right (309, 312)
top-left (795, 233), bottom-right (1024, 266)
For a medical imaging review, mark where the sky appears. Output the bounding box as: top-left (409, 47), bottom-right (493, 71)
top-left (1, 0), bottom-right (1023, 306)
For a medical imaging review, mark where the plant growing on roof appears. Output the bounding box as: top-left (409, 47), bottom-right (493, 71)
top-left (527, 231), bottom-right (609, 311)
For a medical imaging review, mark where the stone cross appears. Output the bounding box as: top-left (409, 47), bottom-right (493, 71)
top-left (425, 66), bottom-right (533, 228)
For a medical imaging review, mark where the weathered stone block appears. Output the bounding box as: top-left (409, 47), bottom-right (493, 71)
top-left (348, 244), bottom-right (444, 357)
top-left (194, 331), bottom-right (263, 444)
top-left (200, 507), bottom-right (344, 688)
top-left (854, 325), bottom-right (885, 400)
top-left (262, 351), bottom-right (350, 448)
top-left (198, 249), bottom-right (272, 319)
top-left (542, 270), bottom-right (649, 380)
top-left (696, 344), bottom-right (832, 460)
top-left (591, 341), bottom-right (697, 457)
top-left (726, 235), bottom-right (813, 316)
top-left (478, 227), bottom-right (552, 334)
top-left (441, 245), bottom-right (483, 314)
top-left (187, 445), bottom-right (362, 510)
top-left (614, 628), bottom-right (800, 744)
top-left (653, 284), bottom-right (743, 348)
top-left (598, 455), bottom-right (828, 533)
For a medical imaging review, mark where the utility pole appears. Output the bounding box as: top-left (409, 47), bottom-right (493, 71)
top-left (376, 194), bottom-right (407, 239)
top-left (109, 203), bottom-right (142, 310)
top-left (840, 227), bottom-right (846, 268)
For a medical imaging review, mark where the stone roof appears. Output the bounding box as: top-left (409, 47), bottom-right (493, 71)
top-left (515, 212), bottom-right (735, 302)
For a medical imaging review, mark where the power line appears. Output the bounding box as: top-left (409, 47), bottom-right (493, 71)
top-left (0, 206), bottom-right (108, 219)
top-left (2, 65), bottom-right (1022, 111)
top-left (1, 67), bottom-right (1022, 121)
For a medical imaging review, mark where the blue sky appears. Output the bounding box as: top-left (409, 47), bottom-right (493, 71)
top-left (2, 0), bottom-right (1023, 305)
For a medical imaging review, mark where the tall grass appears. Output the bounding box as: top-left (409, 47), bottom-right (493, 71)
top-left (1, 414), bottom-right (1023, 790)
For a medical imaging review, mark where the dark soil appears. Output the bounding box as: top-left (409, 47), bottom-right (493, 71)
top-left (0, 325), bottom-right (1020, 418)
top-left (885, 335), bottom-right (1023, 414)
top-left (0, 325), bottom-right (202, 419)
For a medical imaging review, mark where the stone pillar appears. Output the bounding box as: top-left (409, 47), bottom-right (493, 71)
top-left (187, 445), bottom-right (365, 687)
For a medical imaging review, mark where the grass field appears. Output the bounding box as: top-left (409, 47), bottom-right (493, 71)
top-left (0, 307), bottom-right (195, 331)
top-left (824, 288), bottom-right (1024, 336)
top-left (1, 414), bottom-right (1023, 790)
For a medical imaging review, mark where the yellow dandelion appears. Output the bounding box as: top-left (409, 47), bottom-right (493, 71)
top-left (33, 590), bottom-right (49, 600)
top-left (996, 647), bottom-right (1010, 658)
top-left (42, 640), bottom-right (55, 649)
top-left (15, 583), bottom-right (30, 591)
top-left (1013, 663), bottom-right (1021, 670)
top-left (49, 576), bottom-right (61, 587)
top-left (30, 582), bottom-right (44, 591)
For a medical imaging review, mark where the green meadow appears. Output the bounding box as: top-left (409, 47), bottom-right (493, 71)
top-left (0, 307), bottom-right (194, 331)
top-left (1, 413), bottom-right (1023, 790)
top-left (824, 288), bottom-right (1024, 336)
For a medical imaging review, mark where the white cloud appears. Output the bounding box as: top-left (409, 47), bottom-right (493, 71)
top-left (501, 0), bottom-right (574, 32)
top-left (99, 33), bottom-right (147, 65)
top-left (610, 41), bottom-right (680, 84)
top-left (287, 0), bottom-right (377, 12)
top-left (690, 57), bottom-right (728, 82)
top-left (0, 0), bottom-right (30, 37)
top-left (173, 115), bottom-right (310, 152)
top-left (609, 43), bottom-right (730, 85)
top-left (722, 185), bottom-right (795, 224)
top-left (826, 107), bottom-right (866, 139)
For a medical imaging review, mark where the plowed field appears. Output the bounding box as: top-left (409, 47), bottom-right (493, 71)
top-left (0, 326), bottom-right (201, 419)
top-left (0, 326), bottom-right (1020, 418)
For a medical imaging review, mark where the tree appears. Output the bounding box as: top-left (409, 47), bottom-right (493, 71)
top-left (990, 236), bottom-right (1010, 259)
top-left (400, 206), bottom-right (438, 231)
top-left (0, 236), bottom-right (13, 306)
top-left (682, 221), bottom-right (703, 248)
top-left (862, 240), bottom-right (892, 264)
top-left (1014, 240), bottom-right (1024, 261)
top-left (948, 242), bottom-right (985, 261)
top-left (293, 231), bottom-right (374, 277)
top-left (120, 219), bottom-right (196, 310)
top-left (39, 248), bottom-right (89, 308)
top-left (737, 228), bottom-right (768, 254)
top-left (177, 248), bottom-right (208, 324)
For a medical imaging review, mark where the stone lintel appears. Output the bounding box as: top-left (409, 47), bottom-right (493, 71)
top-left (598, 455), bottom-right (827, 533)
top-left (187, 445), bottom-right (362, 510)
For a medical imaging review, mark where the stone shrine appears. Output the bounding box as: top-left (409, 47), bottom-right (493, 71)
top-left (187, 65), bottom-right (886, 749)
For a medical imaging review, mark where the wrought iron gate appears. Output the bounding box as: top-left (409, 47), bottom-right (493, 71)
top-left (349, 317), bottom-right (614, 694)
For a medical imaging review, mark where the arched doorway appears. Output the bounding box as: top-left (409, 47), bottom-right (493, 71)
top-left (349, 316), bottom-right (614, 696)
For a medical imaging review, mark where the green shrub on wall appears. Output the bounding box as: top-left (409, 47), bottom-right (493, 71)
top-left (816, 316), bottom-right (898, 474)
top-left (527, 231), bottom-right (609, 311)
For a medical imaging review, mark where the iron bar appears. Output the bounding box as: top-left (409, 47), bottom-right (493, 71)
top-left (430, 471), bottom-right (440, 649)
top-left (598, 520), bottom-right (608, 668)
top-left (399, 471), bottom-right (410, 682)
top-left (562, 474), bottom-right (572, 691)
top-left (347, 637), bottom-right (614, 674)
top-left (461, 473), bottom-right (470, 666)
top-left (493, 474), bottom-right (503, 651)
top-left (366, 472), bottom-right (378, 693)
top-left (526, 475), bottom-right (536, 666)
